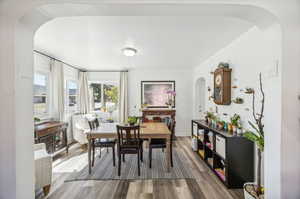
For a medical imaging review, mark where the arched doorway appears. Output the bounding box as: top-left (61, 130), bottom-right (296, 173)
top-left (194, 77), bottom-right (206, 119)
top-left (1, 2), bottom-right (290, 199)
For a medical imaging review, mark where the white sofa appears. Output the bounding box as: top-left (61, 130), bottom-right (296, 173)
top-left (34, 143), bottom-right (52, 196)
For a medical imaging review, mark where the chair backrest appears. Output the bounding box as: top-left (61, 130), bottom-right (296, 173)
top-left (88, 118), bottom-right (99, 130)
top-left (116, 125), bottom-right (140, 147)
top-left (169, 119), bottom-right (176, 137)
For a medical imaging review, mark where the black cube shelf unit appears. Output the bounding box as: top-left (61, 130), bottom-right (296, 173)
top-left (191, 120), bottom-right (254, 188)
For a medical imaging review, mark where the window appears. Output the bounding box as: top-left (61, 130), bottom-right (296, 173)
top-left (89, 82), bottom-right (118, 112)
top-left (33, 73), bottom-right (49, 116)
top-left (66, 80), bottom-right (78, 112)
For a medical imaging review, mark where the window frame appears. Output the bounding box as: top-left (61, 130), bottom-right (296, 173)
top-left (88, 80), bottom-right (119, 111)
top-left (33, 71), bottom-right (50, 118)
top-left (65, 79), bottom-right (79, 113)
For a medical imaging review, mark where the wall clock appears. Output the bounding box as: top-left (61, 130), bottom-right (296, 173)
top-left (214, 67), bottom-right (232, 105)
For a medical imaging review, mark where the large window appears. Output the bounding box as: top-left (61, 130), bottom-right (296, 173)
top-left (89, 82), bottom-right (118, 112)
top-left (33, 73), bottom-right (49, 116)
top-left (66, 80), bottom-right (78, 112)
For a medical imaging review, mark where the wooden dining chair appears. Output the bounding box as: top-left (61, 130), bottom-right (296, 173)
top-left (88, 118), bottom-right (116, 167)
top-left (116, 125), bottom-right (143, 176)
top-left (148, 120), bottom-right (175, 168)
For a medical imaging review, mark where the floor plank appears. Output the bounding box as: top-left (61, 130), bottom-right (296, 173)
top-left (36, 137), bottom-right (243, 199)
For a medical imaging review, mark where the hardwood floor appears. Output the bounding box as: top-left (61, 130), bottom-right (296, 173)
top-left (36, 137), bottom-right (243, 199)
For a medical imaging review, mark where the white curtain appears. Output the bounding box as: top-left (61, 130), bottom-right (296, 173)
top-left (50, 59), bottom-right (65, 121)
top-left (79, 71), bottom-right (90, 114)
top-left (118, 72), bottom-right (128, 123)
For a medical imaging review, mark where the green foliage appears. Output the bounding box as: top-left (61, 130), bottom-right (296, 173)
top-left (34, 117), bottom-right (41, 122)
top-left (127, 116), bottom-right (137, 124)
top-left (206, 112), bottom-right (216, 120)
top-left (243, 131), bottom-right (264, 151)
top-left (105, 86), bottom-right (118, 104)
top-left (230, 114), bottom-right (240, 126)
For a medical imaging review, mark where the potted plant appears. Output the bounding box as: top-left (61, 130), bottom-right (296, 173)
top-left (243, 73), bottom-right (265, 199)
top-left (127, 116), bottom-right (137, 126)
top-left (230, 114), bottom-right (240, 134)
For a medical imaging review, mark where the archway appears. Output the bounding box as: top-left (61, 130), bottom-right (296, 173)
top-left (2, 2), bottom-right (295, 199)
top-left (194, 77), bottom-right (206, 119)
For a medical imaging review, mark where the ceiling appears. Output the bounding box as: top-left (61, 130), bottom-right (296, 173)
top-left (34, 16), bottom-right (253, 70)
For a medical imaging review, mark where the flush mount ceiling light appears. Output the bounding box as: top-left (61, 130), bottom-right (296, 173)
top-left (122, 47), bottom-right (137, 57)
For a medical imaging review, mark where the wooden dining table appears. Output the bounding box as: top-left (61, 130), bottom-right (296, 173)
top-left (86, 122), bottom-right (172, 174)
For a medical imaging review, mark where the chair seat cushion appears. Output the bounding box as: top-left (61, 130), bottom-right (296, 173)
top-left (150, 138), bottom-right (166, 144)
top-left (94, 138), bottom-right (116, 147)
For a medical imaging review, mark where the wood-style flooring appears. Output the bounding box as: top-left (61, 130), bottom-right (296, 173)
top-left (36, 137), bottom-right (243, 199)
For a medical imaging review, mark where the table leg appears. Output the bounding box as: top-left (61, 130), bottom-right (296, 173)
top-left (88, 137), bottom-right (92, 174)
top-left (166, 136), bottom-right (171, 172)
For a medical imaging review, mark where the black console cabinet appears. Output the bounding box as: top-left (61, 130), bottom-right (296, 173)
top-left (192, 120), bottom-right (254, 188)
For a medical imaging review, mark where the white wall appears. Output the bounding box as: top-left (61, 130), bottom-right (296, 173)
top-left (193, 25), bottom-right (282, 198)
top-left (128, 69), bottom-right (193, 136)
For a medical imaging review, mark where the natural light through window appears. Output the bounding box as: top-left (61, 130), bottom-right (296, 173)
top-left (33, 73), bottom-right (48, 116)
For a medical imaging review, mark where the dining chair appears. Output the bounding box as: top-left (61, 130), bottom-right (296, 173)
top-left (88, 118), bottom-right (116, 167)
top-left (148, 120), bottom-right (175, 168)
top-left (116, 125), bottom-right (143, 176)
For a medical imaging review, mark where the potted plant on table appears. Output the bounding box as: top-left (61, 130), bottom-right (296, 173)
top-left (243, 73), bottom-right (265, 199)
top-left (127, 116), bottom-right (138, 126)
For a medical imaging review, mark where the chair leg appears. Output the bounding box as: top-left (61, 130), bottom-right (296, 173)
top-left (118, 152), bottom-right (121, 176)
top-left (92, 140), bottom-right (95, 167)
top-left (43, 184), bottom-right (51, 196)
top-left (149, 146), bottom-right (152, 169)
top-left (137, 151), bottom-right (140, 176)
top-left (122, 154), bottom-right (125, 162)
top-left (162, 148), bottom-right (164, 152)
top-left (107, 147), bottom-right (109, 153)
top-left (140, 144), bottom-right (143, 162)
top-left (99, 147), bottom-right (101, 158)
top-left (112, 146), bottom-right (115, 167)
top-left (170, 146), bottom-right (173, 167)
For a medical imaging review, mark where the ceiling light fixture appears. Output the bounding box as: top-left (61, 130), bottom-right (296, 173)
top-left (122, 47), bottom-right (137, 57)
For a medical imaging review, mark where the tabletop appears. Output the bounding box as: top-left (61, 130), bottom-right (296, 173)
top-left (87, 122), bottom-right (171, 137)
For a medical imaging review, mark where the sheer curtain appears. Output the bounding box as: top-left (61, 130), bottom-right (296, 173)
top-left (78, 71), bottom-right (90, 114)
top-left (50, 59), bottom-right (65, 121)
top-left (118, 71), bottom-right (128, 123)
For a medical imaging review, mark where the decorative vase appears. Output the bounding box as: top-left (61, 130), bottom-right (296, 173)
top-left (244, 183), bottom-right (263, 199)
top-left (232, 125), bottom-right (237, 134)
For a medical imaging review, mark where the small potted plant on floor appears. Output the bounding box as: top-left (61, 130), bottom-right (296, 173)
top-left (243, 73), bottom-right (265, 199)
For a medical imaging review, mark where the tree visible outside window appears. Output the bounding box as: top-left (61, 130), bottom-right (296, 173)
top-left (89, 82), bottom-right (118, 112)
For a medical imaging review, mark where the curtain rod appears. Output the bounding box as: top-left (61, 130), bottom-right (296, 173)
top-left (33, 50), bottom-right (128, 73)
top-left (33, 50), bottom-right (85, 71)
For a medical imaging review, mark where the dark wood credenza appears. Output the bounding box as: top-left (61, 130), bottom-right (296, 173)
top-left (192, 120), bottom-right (254, 188)
top-left (142, 109), bottom-right (176, 121)
top-left (35, 121), bottom-right (68, 155)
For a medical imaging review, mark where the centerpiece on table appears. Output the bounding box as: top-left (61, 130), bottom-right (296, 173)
top-left (127, 116), bottom-right (138, 126)
top-left (165, 90), bottom-right (176, 109)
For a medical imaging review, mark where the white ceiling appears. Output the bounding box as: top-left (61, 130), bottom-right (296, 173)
top-left (34, 16), bottom-right (253, 70)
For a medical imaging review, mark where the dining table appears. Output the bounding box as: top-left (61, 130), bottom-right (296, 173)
top-left (86, 122), bottom-right (172, 174)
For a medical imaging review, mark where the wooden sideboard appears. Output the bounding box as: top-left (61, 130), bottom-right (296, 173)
top-left (192, 120), bottom-right (254, 188)
top-left (35, 121), bottom-right (68, 156)
top-left (142, 109), bottom-right (176, 121)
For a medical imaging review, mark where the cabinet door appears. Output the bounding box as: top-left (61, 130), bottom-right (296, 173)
top-left (216, 135), bottom-right (226, 159)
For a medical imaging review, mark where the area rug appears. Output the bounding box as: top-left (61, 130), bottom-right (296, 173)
top-left (65, 148), bottom-right (195, 182)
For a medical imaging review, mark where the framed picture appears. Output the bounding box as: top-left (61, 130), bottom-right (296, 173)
top-left (141, 81), bottom-right (176, 108)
